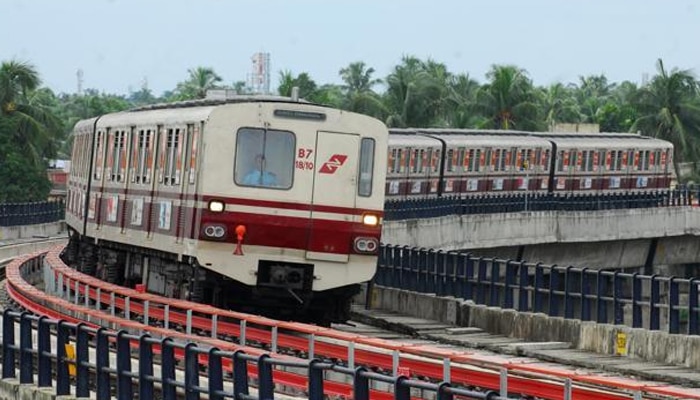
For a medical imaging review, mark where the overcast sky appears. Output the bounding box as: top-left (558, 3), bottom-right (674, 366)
top-left (2, 0), bottom-right (698, 96)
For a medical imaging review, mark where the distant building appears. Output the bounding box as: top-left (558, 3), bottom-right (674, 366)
top-left (550, 123), bottom-right (600, 133)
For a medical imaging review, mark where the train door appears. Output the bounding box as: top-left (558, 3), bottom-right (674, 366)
top-left (306, 131), bottom-right (360, 262)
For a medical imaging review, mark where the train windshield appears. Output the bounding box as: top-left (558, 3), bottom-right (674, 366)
top-left (234, 128), bottom-right (295, 189)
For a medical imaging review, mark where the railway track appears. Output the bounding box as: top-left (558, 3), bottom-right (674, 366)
top-left (4, 246), bottom-right (700, 400)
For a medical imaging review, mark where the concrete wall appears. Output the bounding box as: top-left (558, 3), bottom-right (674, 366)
top-left (0, 222), bottom-right (65, 243)
top-left (382, 207), bottom-right (700, 269)
top-left (0, 379), bottom-right (74, 400)
top-left (371, 285), bottom-right (700, 369)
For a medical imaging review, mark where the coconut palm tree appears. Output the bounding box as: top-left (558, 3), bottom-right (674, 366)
top-left (476, 65), bottom-right (543, 131)
top-left (338, 61), bottom-right (385, 118)
top-left (631, 59), bottom-right (700, 179)
top-left (383, 56), bottom-right (446, 128)
top-left (0, 60), bottom-right (62, 166)
top-left (174, 67), bottom-right (223, 99)
top-left (538, 83), bottom-right (582, 129)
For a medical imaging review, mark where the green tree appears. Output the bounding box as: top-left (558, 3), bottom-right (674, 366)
top-left (383, 56), bottom-right (447, 127)
top-left (538, 83), bottom-right (582, 129)
top-left (476, 65), bottom-right (543, 130)
top-left (444, 73), bottom-right (484, 128)
top-left (277, 70), bottom-right (317, 100)
top-left (631, 59), bottom-right (700, 179)
top-left (338, 61), bottom-right (385, 117)
top-left (0, 60), bottom-right (62, 167)
top-left (174, 67), bottom-right (223, 100)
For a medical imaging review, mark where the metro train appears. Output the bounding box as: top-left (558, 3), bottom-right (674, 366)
top-left (63, 93), bottom-right (674, 324)
top-left (385, 129), bottom-right (674, 199)
top-left (63, 96), bottom-right (388, 324)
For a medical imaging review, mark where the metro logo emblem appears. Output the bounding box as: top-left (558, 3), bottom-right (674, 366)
top-left (319, 154), bottom-right (348, 174)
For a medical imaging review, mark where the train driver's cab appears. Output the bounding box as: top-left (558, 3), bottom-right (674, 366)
top-left (234, 127), bottom-right (295, 189)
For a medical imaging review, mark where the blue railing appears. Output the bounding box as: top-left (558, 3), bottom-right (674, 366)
top-left (0, 310), bottom-right (505, 400)
top-left (383, 189), bottom-right (694, 220)
top-left (0, 200), bottom-right (65, 227)
top-left (376, 245), bottom-right (700, 335)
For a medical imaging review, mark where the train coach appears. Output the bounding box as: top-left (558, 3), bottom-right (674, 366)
top-left (384, 128), bottom-right (674, 199)
top-left (63, 95), bottom-right (388, 324)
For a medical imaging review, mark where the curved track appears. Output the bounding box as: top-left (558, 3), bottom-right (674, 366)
top-left (5, 246), bottom-right (700, 400)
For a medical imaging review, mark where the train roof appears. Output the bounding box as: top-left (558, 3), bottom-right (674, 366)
top-left (389, 128), bottom-right (673, 149)
top-left (129, 95), bottom-right (314, 112)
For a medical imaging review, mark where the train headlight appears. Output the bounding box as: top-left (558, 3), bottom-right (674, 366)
top-left (362, 214), bottom-right (379, 226)
top-left (208, 200), bottom-right (225, 213)
top-left (353, 237), bottom-right (379, 254)
top-left (202, 224), bottom-right (227, 239)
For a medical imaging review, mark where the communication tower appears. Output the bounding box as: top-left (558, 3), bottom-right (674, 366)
top-left (247, 52), bottom-right (271, 94)
top-left (77, 69), bottom-right (84, 95)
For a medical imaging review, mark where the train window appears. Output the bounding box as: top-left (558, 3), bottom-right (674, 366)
top-left (390, 149), bottom-right (397, 173)
top-left (185, 124), bottom-right (197, 185)
top-left (457, 148), bottom-right (465, 170)
top-left (163, 128), bottom-right (179, 185)
top-left (534, 149), bottom-right (541, 170)
top-left (543, 149), bottom-right (551, 171)
top-left (617, 151), bottom-right (623, 171)
top-left (655, 150), bottom-right (661, 166)
top-left (234, 127), bottom-right (295, 189)
top-left (569, 151), bottom-right (577, 171)
top-left (447, 149), bottom-right (454, 172)
top-left (112, 130), bottom-right (126, 182)
top-left (499, 149), bottom-right (507, 171)
top-left (474, 149), bottom-right (481, 172)
top-left (358, 138), bottom-right (375, 197)
top-left (94, 131), bottom-right (104, 180)
top-left (586, 151), bottom-right (594, 172)
top-left (556, 151), bottom-right (564, 172)
top-left (433, 149), bottom-right (440, 173)
top-left (643, 151), bottom-right (650, 170)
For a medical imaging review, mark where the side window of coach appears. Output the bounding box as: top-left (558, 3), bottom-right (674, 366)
top-left (234, 128), bottom-right (295, 189)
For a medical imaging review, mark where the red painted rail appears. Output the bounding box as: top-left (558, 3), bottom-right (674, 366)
top-left (7, 246), bottom-right (700, 400)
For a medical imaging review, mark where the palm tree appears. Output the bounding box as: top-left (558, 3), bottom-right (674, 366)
top-left (0, 60), bottom-right (61, 166)
top-left (445, 73), bottom-right (484, 128)
top-left (538, 83), bottom-right (582, 129)
top-left (276, 70), bottom-right (317, 99)
top-left (574, 74), bottom-right (614, 123)
top-left (338, 61), bottom-right (385, 117)
top-left (476, 65), bottom-right (543, 131)
top-left (631, 59), bottom-right (700, 179)
top-left (339, 61), bottom-right (381, 94)
top-left (175, 67), bottom-right (223, 99)
top-left (383, 56), bottom-right (446, 128)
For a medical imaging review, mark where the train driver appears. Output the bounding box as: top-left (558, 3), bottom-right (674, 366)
top-left (243, 154), bottom-right (278, 187)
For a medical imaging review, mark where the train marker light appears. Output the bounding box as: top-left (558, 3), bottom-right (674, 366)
top-left (233, 225), bottom-right (247, 255)
top-left (208, 200), bottom-right (225, 213)
top-left (362, 214), bottom-right (379, 226)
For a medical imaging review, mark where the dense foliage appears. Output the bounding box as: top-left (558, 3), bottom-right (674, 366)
top-left (1, 56), bottom-right (700, 201)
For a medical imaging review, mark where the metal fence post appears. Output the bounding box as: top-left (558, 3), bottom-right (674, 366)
top-left (308, 359), bottom-right (325, 400)
top-left (233, 351), bottom-right (249, 399)
top-left (690, 278), bottom-right (699, 335)
top-left (564, 266), bottom-right (574, 319)
top-left (534, 263), bottom-right (544, 313)
top-left (184, 343), bottom-right (201, 400)
top-left (116, 330), bottom-right (133, 400)
top-left (208, 348), bottom-right (224, 400)
top-left (394, 376), bottom-right (410, 400)
top-left (632, 273), bottom-right (642, 328)
top-left (518, 261), bottom-right (529, 312)
top-left (37, 316), bottom-right (52, 387)
top-left (161, 338), bottom-right (177, 400)
top-left (19, 313), bottom-right (33, 384)
top-left (96, 328), bottom-right (111, 400)
top-left (650, 275), bottom-right (660, 330)
top-left (76, 324), bottom-right (90, 397)
top-left (56, 320), bottom-right (70, 396)
top-left (353, 367), bottom-right (369, 400)
top-left (669, 277), bottom-right (680, 334)
top-left (139, 335), bottom-right (154, 400)
top-left (257, 354), bottom-right (274, 400)
top-left (548, 266), bottom-right (560, 317)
